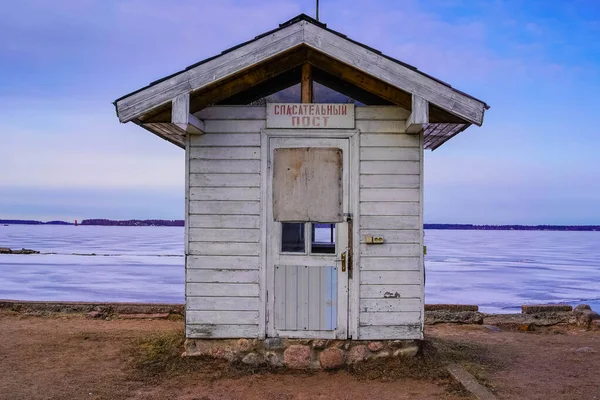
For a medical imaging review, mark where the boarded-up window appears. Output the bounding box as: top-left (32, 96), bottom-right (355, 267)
top-left (273, 148), bottom-right (342, 222)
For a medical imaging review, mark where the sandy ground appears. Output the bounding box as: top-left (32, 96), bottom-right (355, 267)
top-left (427, 324), bottom-right (600, 399)
top-left (0, 312), bottom-right (598, 400)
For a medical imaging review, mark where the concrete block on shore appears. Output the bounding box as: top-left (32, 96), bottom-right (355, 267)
top-left (521, 304), bottom-right (573, 314)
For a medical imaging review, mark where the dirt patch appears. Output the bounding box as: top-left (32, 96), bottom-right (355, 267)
top-left (0, 311), bottom-right (462, 400)
top-left (427, 324), bottom-right (600, 399)
top-left (2, 311), bottom-right (598, 400)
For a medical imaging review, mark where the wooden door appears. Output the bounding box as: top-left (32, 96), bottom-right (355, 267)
top-left (267, 137), bottom-right (350, 339)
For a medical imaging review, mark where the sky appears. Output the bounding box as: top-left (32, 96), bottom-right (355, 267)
top-left (1, 0), bottom-right (599, 225)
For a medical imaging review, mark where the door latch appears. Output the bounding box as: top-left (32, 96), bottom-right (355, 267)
top-left (336, 251), bottom-right (347, 272)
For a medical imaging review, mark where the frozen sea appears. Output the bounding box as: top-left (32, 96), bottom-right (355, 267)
top-left (0, 225), bottom-right (599, 313)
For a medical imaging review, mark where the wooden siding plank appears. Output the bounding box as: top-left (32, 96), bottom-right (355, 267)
top-left (360, 284), bottom-right (421, 299)
top-left (360, 174), bottom-right (420, 189)
top-left (187, 296), bottom-right (260, 311)
top-left (360, 147), bottom-right (420, 161)
top-left (360, 161), bottom-right (420, 175)
top-left (195, 106), bottom-right (266, 120)
top-left (360, 216), bottom-right (420, 230)
top-left (190, 133), bottom-right (261, 147)
top-left (357, 325), bottom-right (422, 340)
top-left (190, 173), bottom-right (260, 188)
top-left (297, 265), bottom-right (310, 330)
top-left (360, 188), bottom-right (420, 202)
top-left (189, 187), bottom-right (260, 201)
top-left (360, 243), bottom-right (421, 257)
top-left (189, 147), bottom-right (260, 160)
top-left (189, 215), bottom-right (259, 229)
top-left (189, 228), bottom-right (260, 243)
top-left (355, 106), bottom-right (410, 120)
top-left (359, 298), bottom-right (422, 313)
top-left (356, 120), bottom-right (405, 133)
top-left (360, 257), bottom-right (422, 271)
top-left (274, 265), bottom-right (286, 330)
top-left (187, 255), bottom-right (260, 270)
top-left (360, 270), bottom-right (422, 285)
top-left (189, 201), bottom-right (260, 215)
top-left (359, 201), bottom-right (420, 216)
top-left (186, 283), bottom-right (259, 297)
top-left (187, 311), bottom-right (259, 325)
top-left (308, 267), bottom-right (322, 330)
top-left (186, 324), bottom-right (259, 339)
top-left (359, 311), bottom-right (421, 326)
top-left (285, 265), bottom-right (298, 330)
top-left (360, 230), bottom-right (421, 244)
top-left (188, 242), bottom-right (260, 256)
top-left (186, 269), bottom-right (259, 283)
top-left (190, 160), bottom-right (260, 174)
top-left (204, 120), bottom-right (265, 133)
top-left (360, 134), bottom-right (419, 148)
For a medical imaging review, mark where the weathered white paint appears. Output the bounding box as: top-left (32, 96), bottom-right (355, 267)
top-left (184, 106), bottom-right (424, 341)
top-left (189, 187), bottom-right (260, 201)
top-left (266, 103), bottom-right (355, 129)
top-left (265, 134), bottom-right (352, 340)
top-left (359, 311), bottom-right (421, 326)
top-left (406, 94), bottom-right (429, 134)
top-left (187, 255), bottom-right (260, 270)
top-left (188, 242), bottom-right (259, 256)
top-left (186, 283), bottom-right (259, 297)
top-left (187, 296), bottom-right (260, 311)
top-left (116, 20), bottom-right (486, 126)
top-left (359, 298), bottom-right (421, 312)
top-left (189, 215), bottom-right (260, 229)
top-left (188, 201), bottom-right (260, 215)
top-left (357, 113), bottom-right (424, 339)
top-left (172, 93), bottom-right (205, 134)
top-left (356, 325), bottom-right (422, 340)
top-left (187, 325), bottom-right (259, 339)
top-left (190, 173), bottom-right (260, 188)
top-left (186, 114), bottom-right (266, 338)
top-left (188, 228), bottom-right (260, 243)
top-left (186, 269), bottom-right (259, 283)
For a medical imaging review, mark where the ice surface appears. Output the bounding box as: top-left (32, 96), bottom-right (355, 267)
top-left (1, 225), bottom-right (599, 312)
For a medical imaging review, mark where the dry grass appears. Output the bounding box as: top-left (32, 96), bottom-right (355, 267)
top-left (128, 330), bottom-right (497, 398)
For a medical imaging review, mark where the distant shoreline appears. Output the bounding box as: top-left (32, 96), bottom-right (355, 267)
top-left (1, 219), bottom-right (600, 231)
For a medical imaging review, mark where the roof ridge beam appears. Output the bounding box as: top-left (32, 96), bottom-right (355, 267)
top-left (406, 94), bottom-right (429, 134)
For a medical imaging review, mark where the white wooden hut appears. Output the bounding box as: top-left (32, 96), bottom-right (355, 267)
top-left (114, 15), bottom-right (488, 354)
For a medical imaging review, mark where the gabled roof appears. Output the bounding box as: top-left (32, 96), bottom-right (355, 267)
top-left (114, 14), bottom-right (489, 149)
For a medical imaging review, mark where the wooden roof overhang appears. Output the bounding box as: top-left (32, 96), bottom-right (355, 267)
top-left (114, 14), bottom-right (489, 150)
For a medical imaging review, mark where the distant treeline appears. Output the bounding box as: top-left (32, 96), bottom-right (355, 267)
top-left (2, 220), bottom-right (599, 231)
top-left (0, 220), bottom-right (72, 225)
top-left (0, 219), bottom-right (184, 227)
top-left (80, 219), bottom-right (184, 227)
top-left (424, 224), bottom-right (600, 231)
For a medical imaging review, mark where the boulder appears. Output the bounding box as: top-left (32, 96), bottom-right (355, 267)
top-left (368, 342), bottom-right (384, 352)
top-left (264, 352), bottom-right (283, 367)
top-left (237, 338), bottom-right (254, 352)
top-left (241, 353), bottom-right (263, 366)
top-left (347, 345), bottom-right (369, 364)
top-left (283, 345), bottom-right (312, 369)
top-left (319, 348), bottom-right (345, 369)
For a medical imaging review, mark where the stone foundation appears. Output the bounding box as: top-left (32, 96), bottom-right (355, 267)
top-left (183, 338), bottom-right (421, 369)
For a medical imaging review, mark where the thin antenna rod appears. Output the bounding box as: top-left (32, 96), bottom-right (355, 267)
top-left (316, 0), bottom-right (319, 21)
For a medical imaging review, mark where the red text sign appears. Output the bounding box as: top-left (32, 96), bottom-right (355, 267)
top-left (266, 103), bottom-right (355, 129)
